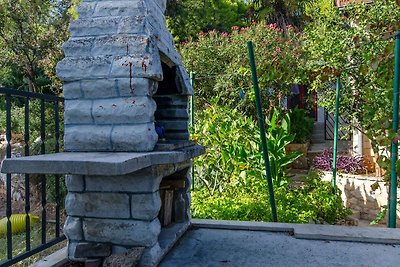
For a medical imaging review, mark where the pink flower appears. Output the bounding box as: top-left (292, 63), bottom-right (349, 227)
top-left (221, 32), bottom-right (229, 38)
top-left (231, 25), bottom-right (239, 31)
top-left (204, 103), bottom-right (210, 108)
top-left (197, 31), bottom-right (205, 37)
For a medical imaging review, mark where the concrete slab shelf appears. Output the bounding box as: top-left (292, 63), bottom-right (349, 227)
top-left (0, 145), bottom-right (205, 176)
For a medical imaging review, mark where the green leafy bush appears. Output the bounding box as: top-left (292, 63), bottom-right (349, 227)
top-left (192, 103), bottom-right (350, 223)
top-left (288, 108), bottom-right (314, 143)
top-left (192, 170), bottom-right (351, 224)
top-left (192, 100), bottom-right (264, 196)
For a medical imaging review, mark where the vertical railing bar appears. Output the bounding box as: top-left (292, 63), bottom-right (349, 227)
top-left (40, 99), bottom-right (47, 244)
top-left (54, 101), bottom-right (61, 238)
top-left (24, 96), bottom-right (31, 251)
top-left (5, 94), bottom-right (13, 260)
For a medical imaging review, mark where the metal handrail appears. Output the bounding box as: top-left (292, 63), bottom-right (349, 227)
top-left (0, 88), bottom-right (65, 267)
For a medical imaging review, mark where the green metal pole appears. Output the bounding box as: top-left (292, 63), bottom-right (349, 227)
top-left (389, 32), bottom-right (400, 228)
top-left (247, 41), bottom-right (278, 222)
top-left (190, 72), bottom-right (196, 191)
top-left (332, 76), bottom-right (341, 189)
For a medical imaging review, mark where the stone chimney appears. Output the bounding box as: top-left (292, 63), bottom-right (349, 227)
top-left (57, 0), bottom-right (193, 152)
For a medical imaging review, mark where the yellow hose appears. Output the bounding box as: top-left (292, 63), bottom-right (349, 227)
top-left (0, 214), bottom-right (40, 236)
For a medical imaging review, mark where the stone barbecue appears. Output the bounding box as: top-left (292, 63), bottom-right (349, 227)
top-left (1, 0), bottom-right (204, 266)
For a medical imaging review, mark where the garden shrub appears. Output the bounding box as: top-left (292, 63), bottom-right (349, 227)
top-left (192, 103), bottom-right (351, 224)
top-left (180, 21), bottom-right (305, 116)
top-left (288, 108), bottom-right (314, 143)
top-left (192, 170), bottom-right (351, 224)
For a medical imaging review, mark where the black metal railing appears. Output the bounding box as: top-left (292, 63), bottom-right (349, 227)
top-left (0, 87), bottom-right (65, 266)
top-left (324, 111), bottom-right (351, 141)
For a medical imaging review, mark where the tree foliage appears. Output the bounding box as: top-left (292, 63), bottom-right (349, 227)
top-left (0, 0), bottom-right (78, 93)
top-left (302, 0), bottom-right (400, 174)
top-left (166, 0), bottom-right (248, 43)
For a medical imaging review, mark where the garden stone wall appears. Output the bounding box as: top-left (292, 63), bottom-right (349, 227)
top-left (321, 171), bottom-right (400, 224)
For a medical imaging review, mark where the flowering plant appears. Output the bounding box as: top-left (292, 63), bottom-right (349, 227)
top-left (313, 149), bottom-right (365, 174)
top-left (180, 21), bottom-right (305, 115)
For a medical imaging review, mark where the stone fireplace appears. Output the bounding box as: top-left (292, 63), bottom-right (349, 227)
top-left (1, 0), bottom-right (204, 266)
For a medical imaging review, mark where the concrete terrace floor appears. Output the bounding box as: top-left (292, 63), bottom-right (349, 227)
top-left (160, 220), bottom-right (400, 267)
top-left (33, 219), bottom-right (400, 267)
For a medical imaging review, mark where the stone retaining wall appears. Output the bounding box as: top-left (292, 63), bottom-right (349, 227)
top-left (321, 171), bottom-right (400, 224)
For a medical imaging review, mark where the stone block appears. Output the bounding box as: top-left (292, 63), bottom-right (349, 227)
top-left (91, 35), bottom-right (155, 57)
top-left (118, 78), bottom-right (158, 97)
top-left (93, 1), bottom-right (143, 18)
top-left (68, 242), bottom-right (86, 261)
top-left (157, 120), bottom-right (189, 131)
top-left (131, 192), bottom-right (161, 220)
top-left (63, 37), bottom-right (94, 58)
top-left (85, 168), bottom-right (163, 193)
top-left (65, 175), bottom-right (85, 192)
top-left (74, 242), bottom-right (112, 258)
top-left (110, 54), bottom-right (162, 81)
top-left (57, 56), bottom-right (112, 82)
top-left (117, 15), bottom-right (147, 35)
top-left (64, 216), bottom-right (83, 241)
top-left (139, 243), bottom-right (162, 267)
top-left (73, 78), bottom-right (157, 99)
top-left (64, 125), bottom-right (112, 152)
top-left (153, 95), bottom-right (188, 106)
top-left (155, 108), bottom-right (189, 119)
top-left (65, 192), bottom-right (130, 218)
top-left (64, 99), bottom-right (93, 125)
top-left (63, 81), bottom-right (82, 99)
top-left (76, 2), bottom-right (96, 19)
top-left (111, 124), bottom-right (158, 152)
top-left (92, 97), bottom-right (156, 125)
top-left (81, 79), bottom-right (119, 99)
top-left (83, 218), bottom-right (161, 246)
top-left (69, 17), bottom-right (120, 37)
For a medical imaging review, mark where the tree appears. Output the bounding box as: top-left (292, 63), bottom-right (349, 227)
top-left (302, 0), bottom-right (400, 173)
top-left (0, 0), bottom-right (78, 93)
top-left (166, 0), bottom-right (247, 42)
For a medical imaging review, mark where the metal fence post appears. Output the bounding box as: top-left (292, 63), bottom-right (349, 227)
top-left (389, 31), bottom-right (400, 228)
top-left (247, 41), bottom-right (278, 222)
top-left (332, 76), bottom-right (341, 189)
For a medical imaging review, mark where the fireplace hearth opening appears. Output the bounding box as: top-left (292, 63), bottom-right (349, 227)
top-left (154, 59), bottom-right (193, 150)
